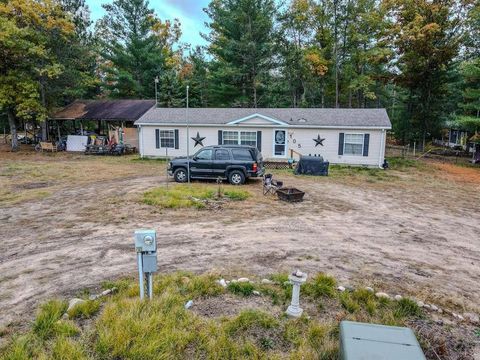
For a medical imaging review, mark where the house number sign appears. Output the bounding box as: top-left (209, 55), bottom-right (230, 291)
top-left (289, 132), bottom-right (302, 149)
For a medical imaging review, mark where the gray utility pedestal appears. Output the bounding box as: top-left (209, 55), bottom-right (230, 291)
top-left (340, 321), bottom-right (426, 360)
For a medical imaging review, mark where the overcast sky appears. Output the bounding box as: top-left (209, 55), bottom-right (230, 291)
top-left (86, 0), bottom-right (211, 47)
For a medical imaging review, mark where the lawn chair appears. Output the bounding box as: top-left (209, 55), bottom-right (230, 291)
top-left (263, 174), bottom-right (283, 195)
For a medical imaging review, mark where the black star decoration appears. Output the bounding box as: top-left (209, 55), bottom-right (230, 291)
top-left (313, 134), bottom-right (325, 147)
top-left (191, 132), bottom-right (206, 147)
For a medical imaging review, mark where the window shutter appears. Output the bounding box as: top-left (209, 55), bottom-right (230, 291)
top-left (256, 131), bottom-right (262, 152)
top-left (363, 133), bottom-right (370, 156)
top-left (338, 133), bottom-right (344, 155)
top-left (155, 129), bottom-right (160, 149)
top-left (174, 129), bottom-right (179, 149)
top-left (218, 130), bottom-right (223, 145)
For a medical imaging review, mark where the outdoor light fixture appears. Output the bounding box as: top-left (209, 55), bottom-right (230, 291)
top-left (134, 229), bottom-right (158, 300)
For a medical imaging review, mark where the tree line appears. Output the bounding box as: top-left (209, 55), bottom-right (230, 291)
top-left (1, 0), bottom-right (479, 150)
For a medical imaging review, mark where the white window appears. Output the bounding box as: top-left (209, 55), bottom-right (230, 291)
top-left (222, 131), bottom-right (257, 147)
top-left (159, 130), bottom-right (175, 148)
top-left (240, 131), bottom-right (257, 146)
top-left (222, 131), bottom-right (239, 145)
top-left (344, 134), bottom-right (364, 155)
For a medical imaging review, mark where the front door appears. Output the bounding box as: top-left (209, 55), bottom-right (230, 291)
top-left (190, 148), bottom-right (213, 177)
top-left (273, 129), bottom-right (287, 157)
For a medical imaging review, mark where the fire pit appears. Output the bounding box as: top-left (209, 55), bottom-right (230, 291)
top-left (276, 187), bottom-right (305, 202)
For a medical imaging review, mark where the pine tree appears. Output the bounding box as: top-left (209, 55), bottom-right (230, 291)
top-left (204, 0), bottom-right (276, 107)
top-left (96, 0), bottom-right (181, 99)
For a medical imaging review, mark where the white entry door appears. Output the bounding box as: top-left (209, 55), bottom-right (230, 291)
top-left (273, 129), bottom-right (287, 157)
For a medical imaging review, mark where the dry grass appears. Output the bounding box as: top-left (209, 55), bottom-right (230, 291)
top-left (0, 272), bottom-right (477, 360)
top-left (0, 154), bottom-right (166, 206)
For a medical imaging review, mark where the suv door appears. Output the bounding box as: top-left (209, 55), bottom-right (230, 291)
top-left (190, 148), bottom-right (213, 177)
top-left (212, 148), bottom-right (231, 177)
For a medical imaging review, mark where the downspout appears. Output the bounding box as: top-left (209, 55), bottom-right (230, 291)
top-left (379, 129), bottom-right (386, 168)
top-left (139, 125), bottom-right (143, 158)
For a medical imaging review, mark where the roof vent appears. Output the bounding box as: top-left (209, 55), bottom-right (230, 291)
top-left (297, 118), bottom-right (307, 123)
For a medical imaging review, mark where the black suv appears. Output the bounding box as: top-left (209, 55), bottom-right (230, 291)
top-left (168, 145), bottom-right (264, 185)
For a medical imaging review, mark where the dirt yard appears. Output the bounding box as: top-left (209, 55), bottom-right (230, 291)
top-left (1, 147), bottom-right (479, 330)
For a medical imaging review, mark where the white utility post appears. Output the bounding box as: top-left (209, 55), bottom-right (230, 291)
top-left (186, 85), bottom-right (190, 184)
top-left (154, 76), bottom-right (159, 107)
top-left (286, 270), bottom-right (307, 317)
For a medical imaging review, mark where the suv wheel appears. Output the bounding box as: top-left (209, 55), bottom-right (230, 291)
top-left (174, 168), bottom-right (188, 183)
top-left (228, 170), bottom-right (245, 185)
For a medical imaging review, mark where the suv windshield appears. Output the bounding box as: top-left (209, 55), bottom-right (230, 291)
top-left (231, 148), bottom-right (254, 161)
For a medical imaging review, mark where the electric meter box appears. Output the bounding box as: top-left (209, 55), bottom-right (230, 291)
top-left (134, 229), bottom-right (157, 253)
top-left (142, 253), bottom-right (158, 273)
top-left (340, 321), bottom-right (426, 360)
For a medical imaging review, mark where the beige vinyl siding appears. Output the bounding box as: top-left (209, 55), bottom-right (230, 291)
top-left (139, 125), bottom-right (386, 167)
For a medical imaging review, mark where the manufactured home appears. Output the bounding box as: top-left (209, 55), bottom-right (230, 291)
top-left (135, 108), bottom-right (391, 168)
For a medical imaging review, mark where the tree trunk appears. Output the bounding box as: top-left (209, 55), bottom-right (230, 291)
top-left (333, 0), bottom-right (339, 108)
top-left (40, 79), bottom-right (47, 140)
top-left (7, 108), bottom-right (18, 152)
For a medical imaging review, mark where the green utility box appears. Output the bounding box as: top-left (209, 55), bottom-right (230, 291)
top-left (340, 321), bottom-right (426, 360)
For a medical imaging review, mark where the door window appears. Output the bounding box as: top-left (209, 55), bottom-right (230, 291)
top-left (215, 149), bottom-right (230, 160)
top-left (274, 130), bottom-right (286, 156)
top-left (195, 149), bottom-right (212, 160)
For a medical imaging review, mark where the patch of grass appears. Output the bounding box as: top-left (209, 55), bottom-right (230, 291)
top-left (339, 292), bottom-right (360, 313)
top-left (0, 272), bottom-right (445, 359)
top-left (307, 322), bottom-right (339, 358)
top-left (304, 273), bottom-right (337, 298)
top-left (227, 281), bottom-right (255, 297)
top-left (67, 300), bottom-right (100, 319)
top-left (142, 184), bottom-right (250, 209)
top-left (101, 278), bottom-right (131, 292)
top-left (386, 157), bottom-right (420, 170)
top-left (154, 272), bottom-right (224, 300)
top-left (223, 189), bottom-right (250, 201)
top-left (32, 300), bottom-right (68, 340)
top-left (224, 309), bottom-right (278, 335)
top-left (95, 293), bottom-right (198, 359)
top-left (131, 156), bottom-right (168, 163)
top-left (143, 184), bottom-right (216, 209)
top-left (394, 298), bottom-right (423, 318)
top-left (0, 335), bottom-right (38, 360)
top-left (51, 337), bottom-right (88, 360)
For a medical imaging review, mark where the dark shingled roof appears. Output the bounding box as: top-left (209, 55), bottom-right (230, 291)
top-left (136, 108), bottom-right (391, 128)
top-left (52, 100), bottom-right (156, 121)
